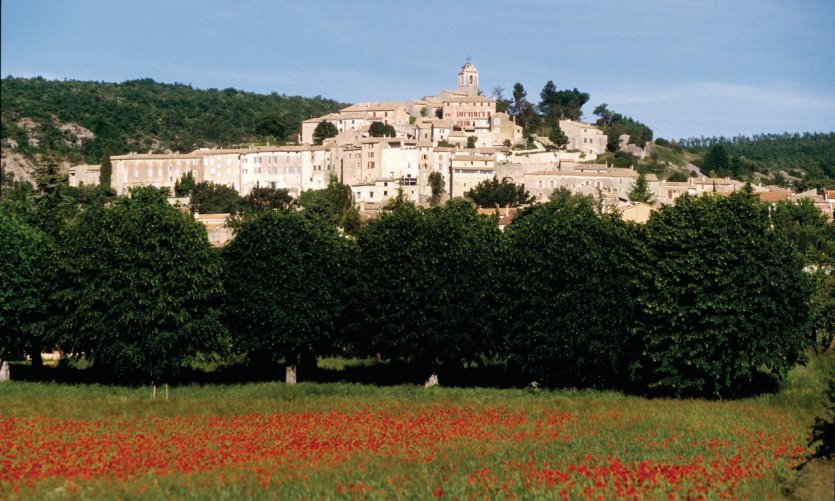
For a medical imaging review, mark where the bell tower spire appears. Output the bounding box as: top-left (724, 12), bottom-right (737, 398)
top-left (457, 59), bottom-right (479, 97)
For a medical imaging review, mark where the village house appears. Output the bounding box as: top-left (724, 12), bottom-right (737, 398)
top-left (111, 152), bottom-right (202, 195)
top-left (559, 120), bottom-right (608, 159)
top-left (106, 62), bottom-right (805, 215)
top-left (67, 164), bottom-right (100, 187)
top-left (522, 166), bottom-right (659, 204)
top-left (449, 152), bottom-right (496, 198)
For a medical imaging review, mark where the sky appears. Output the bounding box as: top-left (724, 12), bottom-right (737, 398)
top-left (2, 0), bottom-right (834, 140)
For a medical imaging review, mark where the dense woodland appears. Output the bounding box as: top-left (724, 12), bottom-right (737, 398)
top-left (678, 132), bottom-right (835, 189)
top-left (0, 77), bottom-right (346, 164)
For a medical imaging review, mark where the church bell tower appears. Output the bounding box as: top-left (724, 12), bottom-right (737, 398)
top-left (457, 58), bottom-right (479, 97)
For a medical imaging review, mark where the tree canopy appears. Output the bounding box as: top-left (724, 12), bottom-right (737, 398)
top-left (368, 121), bottom-right (396, 137)
top-left (240, 187), bottom-right (297, 214)
top-left (349, 200), bottom-right (502, 371)
top-left (539, 81), bottom-right (589, 121)
top-left (54, 186), bottom-right (228, 383)
top-left (174, 171), bottom-right (196, 197)
top-left (635, 193), bottom-right (811, 396)
top-left (509, 82), bottom-right (538, 129)
top-left (313, 120), bottom-right (338, 145)
top-left (0, 77), bottom-right (346, 164)
top-left (465, 176), bottom-right (533, 208)
top-left (502, 191), bottom-right (643, 388)
top-left (299, 175), bottom-right (360, 233)
top-left (678, 132), bottom-right (835, 189)
top-left (592, 104), bottom-right (654, 150)
top-left (99, 149), bottom-right (112, 189)
top-left (0, 213), bottom-right (50, 364)
top-left (190, 181), bottom-right (241, 214)
top-left (628, 172), bottom-right (655, 203)
top-left (222, 210), bottom-right (346, 380)
top-left (428, 171), bottom-right (445, 206)
top-left (700, 144), bottom-right (731, 176)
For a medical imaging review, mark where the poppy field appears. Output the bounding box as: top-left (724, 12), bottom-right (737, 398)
top-left (1, 354), bottom-right (831, 500)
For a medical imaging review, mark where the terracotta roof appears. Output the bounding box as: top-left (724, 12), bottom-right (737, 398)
top-left (659, 181), bottom-right (691, 188)
top-left (342, 102), bottom-right (404, 112)
top-left (758, 191), bottom-right (792, 202)
top-left (452, 155), bottom-right (495, 162)
top-left (527, 168), bottom-right (650, 179)
top-left (111, 152), bottom-right (201, 160)
top-left (443, 96), bottom-right (495, 103)
top-left (69, 164), bottom-right (100, 171)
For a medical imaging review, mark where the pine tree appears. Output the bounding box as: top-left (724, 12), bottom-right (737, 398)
top-left (628, 172), bottom-right (655, 203)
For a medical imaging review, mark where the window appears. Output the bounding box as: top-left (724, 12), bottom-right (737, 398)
top-left (369, 191), bottom-right (374, 198)
top-left (537, 180), bottom-right (543, 188)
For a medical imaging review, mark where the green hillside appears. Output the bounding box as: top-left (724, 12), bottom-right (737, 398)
top-left (678, 132), bottom-right (835, 189)
top-left (0, 77), bottom-right (347, 164)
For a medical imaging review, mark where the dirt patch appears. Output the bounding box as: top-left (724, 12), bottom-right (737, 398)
top-left (1, 150), bottom-right (38, 185)
top-left (789, 457), bottom-right (834, 501)
top-left (58, 121), bottom-right (95, 146)
top-left (0, 150), bottom-right (71, 186)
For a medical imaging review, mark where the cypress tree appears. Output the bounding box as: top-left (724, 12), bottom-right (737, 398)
top-left (100, 150), bottom-right (112, 189)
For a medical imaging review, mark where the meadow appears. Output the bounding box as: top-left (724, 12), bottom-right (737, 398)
top-left (1, 352), bottom-right (832, 500)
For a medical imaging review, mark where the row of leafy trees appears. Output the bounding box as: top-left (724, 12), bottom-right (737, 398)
top-left (3, 175), bottom-right (830, 395)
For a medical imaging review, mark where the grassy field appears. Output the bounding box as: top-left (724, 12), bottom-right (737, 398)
top-left (1, 352), bottom-right (832, 500)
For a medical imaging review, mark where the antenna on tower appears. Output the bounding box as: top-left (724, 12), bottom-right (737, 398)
top-left (466, 54), bottom-right (471, 63)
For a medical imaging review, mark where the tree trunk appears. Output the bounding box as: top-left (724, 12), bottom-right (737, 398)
top-left (29, 345), bottom-right (43, 370)
top-left (285, 365), bottom-right (297, 385)
top-left (0, 360), bottom-right (10, 382)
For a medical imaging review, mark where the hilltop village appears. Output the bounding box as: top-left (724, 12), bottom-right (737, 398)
top-left (68, 62), bottom-right (832, 222)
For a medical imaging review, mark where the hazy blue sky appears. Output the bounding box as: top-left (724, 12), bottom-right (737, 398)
top-left (2, 0), bottom-right (833, 139)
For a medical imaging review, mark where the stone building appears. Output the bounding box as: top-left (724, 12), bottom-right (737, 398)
top-left (559, 120), bottom-right (608, 158)
top-left (111, 152), bottom-right (201, 195)
top-left (68, 164), bottom-right (100, 187)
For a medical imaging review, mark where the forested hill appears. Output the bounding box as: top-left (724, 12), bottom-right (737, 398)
top-left (677, 132), bottom-right (835, 189)
top-left (0, 77), bottom-right (347, 164)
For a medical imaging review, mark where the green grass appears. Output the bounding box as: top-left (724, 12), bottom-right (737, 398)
top-left (650, 144), bottom-right (687, 167)
top-left (1, 351), bottom-right (832, 499)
